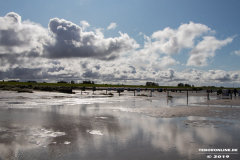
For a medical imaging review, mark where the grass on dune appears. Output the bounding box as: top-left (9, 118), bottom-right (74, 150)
top-left (0, 81), bottom-right (234, 90)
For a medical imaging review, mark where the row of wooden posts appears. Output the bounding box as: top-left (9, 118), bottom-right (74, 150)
top-left (77, 87), bottom-right (237, 105)
top-left (80, 87), bottom-right (187, 96)
top-left (79, 87), bottom-right (203, 103)
top-left (105, 88), bottom-right (236, 100)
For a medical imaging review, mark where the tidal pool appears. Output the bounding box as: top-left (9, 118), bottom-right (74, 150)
top-left (0, 90), bottom-right (239, 160)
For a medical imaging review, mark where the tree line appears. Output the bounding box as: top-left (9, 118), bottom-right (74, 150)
top-left (145, 82), bottom-right (195, 87)
top-left (57, 80), bottom-right (94, 84)
top-left (177, 83), bottom-right (194, 87)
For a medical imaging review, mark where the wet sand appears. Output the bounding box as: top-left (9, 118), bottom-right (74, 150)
top-left (119, 92), bottom-right (240, 119)
top-left (196, 98), bottom-right (240, 106)
top-left (0, 90), bottom-right (240, 160)
top-left (121, 105), bottom-right (240, 119)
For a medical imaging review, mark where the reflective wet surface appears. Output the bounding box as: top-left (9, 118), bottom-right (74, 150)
top-left (0, 90), bottom-right (239, 160)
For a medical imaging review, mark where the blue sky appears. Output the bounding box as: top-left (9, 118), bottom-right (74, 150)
top-left (0, 0), bottom-right (240, 87)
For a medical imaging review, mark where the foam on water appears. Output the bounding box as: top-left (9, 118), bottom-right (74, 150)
top-left (87, 130), bottom-right (103, 136)
top-left (28, 128), bottom-right (66, 138)
top-left (95, 117), bottom-right (108, 119)
top-left (63, 141), bottom-right (71, 145)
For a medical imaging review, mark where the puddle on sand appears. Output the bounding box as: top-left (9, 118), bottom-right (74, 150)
top-left (0, 91), bottom-right (240, 160)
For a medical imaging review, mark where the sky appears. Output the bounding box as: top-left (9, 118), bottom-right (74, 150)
top-left (0, 0), bottom-right (240, 87)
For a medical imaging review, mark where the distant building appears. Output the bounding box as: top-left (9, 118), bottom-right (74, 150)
top-left (82, 80), bottom-right (94, 84)
top-left (146, 82), bottom-right (159, 86)
top-left (8, 80), bottom-right (19, 82)
top-left (27, 81), bottom-right (37, 83)
top-left (57, 81), bottom-right (68, 83)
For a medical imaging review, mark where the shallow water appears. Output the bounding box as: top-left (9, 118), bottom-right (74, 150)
top-left (0, 90), bottom-right (218, 108)
top-left (0, 90), bottom-right (239, 160)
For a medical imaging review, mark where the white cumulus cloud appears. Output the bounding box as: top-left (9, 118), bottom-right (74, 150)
top-left (0, 13), bottom-right (238, 86)
top-left (147, 21), bottom-right (212, 55)
top-left (187, 36), bottom-right (234, 66)
top-left (107, 22), bottom-right (117, 30)
top-left (232, 49), bottom-right (240, 56)
top-left (0, 12), bottom-right (139, 63)
top-left (80, 20), bottom-right (90, 30)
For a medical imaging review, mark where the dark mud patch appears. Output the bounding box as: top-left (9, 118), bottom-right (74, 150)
top-left (5, 102), bottom-right (26, 104)
top-left (184, 120), bottom-right (234, 128)
top-left (53, 96), bottom-right (67, 98)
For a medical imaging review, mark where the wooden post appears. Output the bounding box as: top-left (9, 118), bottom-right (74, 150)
top-left (92, 87), bottom-right (96, 95)
top-left (187, 90), bottom-right (188, 104)
top-left (134, 90), bottom-right (135, 96)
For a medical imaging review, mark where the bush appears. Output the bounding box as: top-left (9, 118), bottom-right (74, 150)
top-left (17, 89), bottom-right (33, 93)
top-left (58, 87), bottom-right (72, 93)
top-left (41, 86), bottom-right (54, 91)
top-left (33, 86), bottom-right (40, 90)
